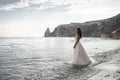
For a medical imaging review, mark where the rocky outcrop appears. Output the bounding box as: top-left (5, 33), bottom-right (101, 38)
top-left (44, 14), bottom-right (120, 38)
top-left (112, 28), bottom-right (120, 38)
top-left (44, 28), bottom-right (51, 37)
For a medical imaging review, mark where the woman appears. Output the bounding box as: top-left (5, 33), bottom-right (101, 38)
top-left (73, 28), bottom-right (91, 65)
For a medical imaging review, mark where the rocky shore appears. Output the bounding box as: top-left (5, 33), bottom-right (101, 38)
top-left (89, 49), bottom-right (120, 80)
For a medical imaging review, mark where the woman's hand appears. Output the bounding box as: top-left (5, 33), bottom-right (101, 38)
top-left (73, 45), bottom-right (76, 49)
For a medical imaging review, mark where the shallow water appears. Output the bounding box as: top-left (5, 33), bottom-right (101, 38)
top-left (0, 37), bottom-right (120, 80)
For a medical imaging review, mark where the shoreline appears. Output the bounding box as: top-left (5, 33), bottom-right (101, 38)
top-left (88, 48), bottom-right (120, 80)
top-left (22, 48), bottom-right (120, 80)
top-left (91, 47), bottom-right (120, 66)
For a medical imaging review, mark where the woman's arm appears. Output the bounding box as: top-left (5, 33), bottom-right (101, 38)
top-left (73, 34), bottom-right (80, 49)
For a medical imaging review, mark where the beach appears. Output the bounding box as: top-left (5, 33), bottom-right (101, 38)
top-left (0, 37), bottom-right (120, 80)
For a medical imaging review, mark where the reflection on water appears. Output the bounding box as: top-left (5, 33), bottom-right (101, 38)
top-left (0, 37), bottom-right (120, 80)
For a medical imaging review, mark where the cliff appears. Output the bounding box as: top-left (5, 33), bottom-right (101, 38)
top-left (44, 14), bottom-right (120, 38)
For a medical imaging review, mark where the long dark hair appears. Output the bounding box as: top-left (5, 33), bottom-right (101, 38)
top-left (76, 28), bottom-right (82, 38)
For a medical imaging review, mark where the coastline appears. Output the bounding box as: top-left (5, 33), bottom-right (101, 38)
top-left (23, 48), bottom-right (120, 80)
top-left (88, 48), bottom-right (120, 80)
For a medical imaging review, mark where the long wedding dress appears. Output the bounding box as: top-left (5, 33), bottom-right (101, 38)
top-left (73, 35), bottom-right (92, 65)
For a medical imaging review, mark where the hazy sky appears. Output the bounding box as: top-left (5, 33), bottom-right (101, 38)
top-left (0, 0), bottom-right (120, 37)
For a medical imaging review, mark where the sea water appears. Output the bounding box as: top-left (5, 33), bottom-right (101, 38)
top-left (0, 37), bottom-right (120, 80)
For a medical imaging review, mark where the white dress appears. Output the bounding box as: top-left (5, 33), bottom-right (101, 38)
top-left (73, 35), bottom-right (91, 65)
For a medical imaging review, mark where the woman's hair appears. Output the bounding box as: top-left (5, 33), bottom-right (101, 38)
top-left (76, 28), bottom-right (82, 38)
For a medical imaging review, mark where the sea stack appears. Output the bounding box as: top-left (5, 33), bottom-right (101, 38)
top-left (44, 28), bottom-right (51, 37)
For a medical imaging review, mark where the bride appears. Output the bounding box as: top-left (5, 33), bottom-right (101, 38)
top-left (73, 28), bottom-right (92, 65)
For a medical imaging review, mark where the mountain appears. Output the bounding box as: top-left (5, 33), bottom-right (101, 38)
top-left (44, 14), bottom-right (120, 38)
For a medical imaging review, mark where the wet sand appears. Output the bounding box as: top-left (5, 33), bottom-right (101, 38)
top-left (22, 48), bottom-right (120, 80)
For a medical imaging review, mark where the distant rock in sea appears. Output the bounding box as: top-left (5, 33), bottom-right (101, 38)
top-left (44, 14), bottom-right (120, 38)
top-left (44, 28), bottom-right (51, 37)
